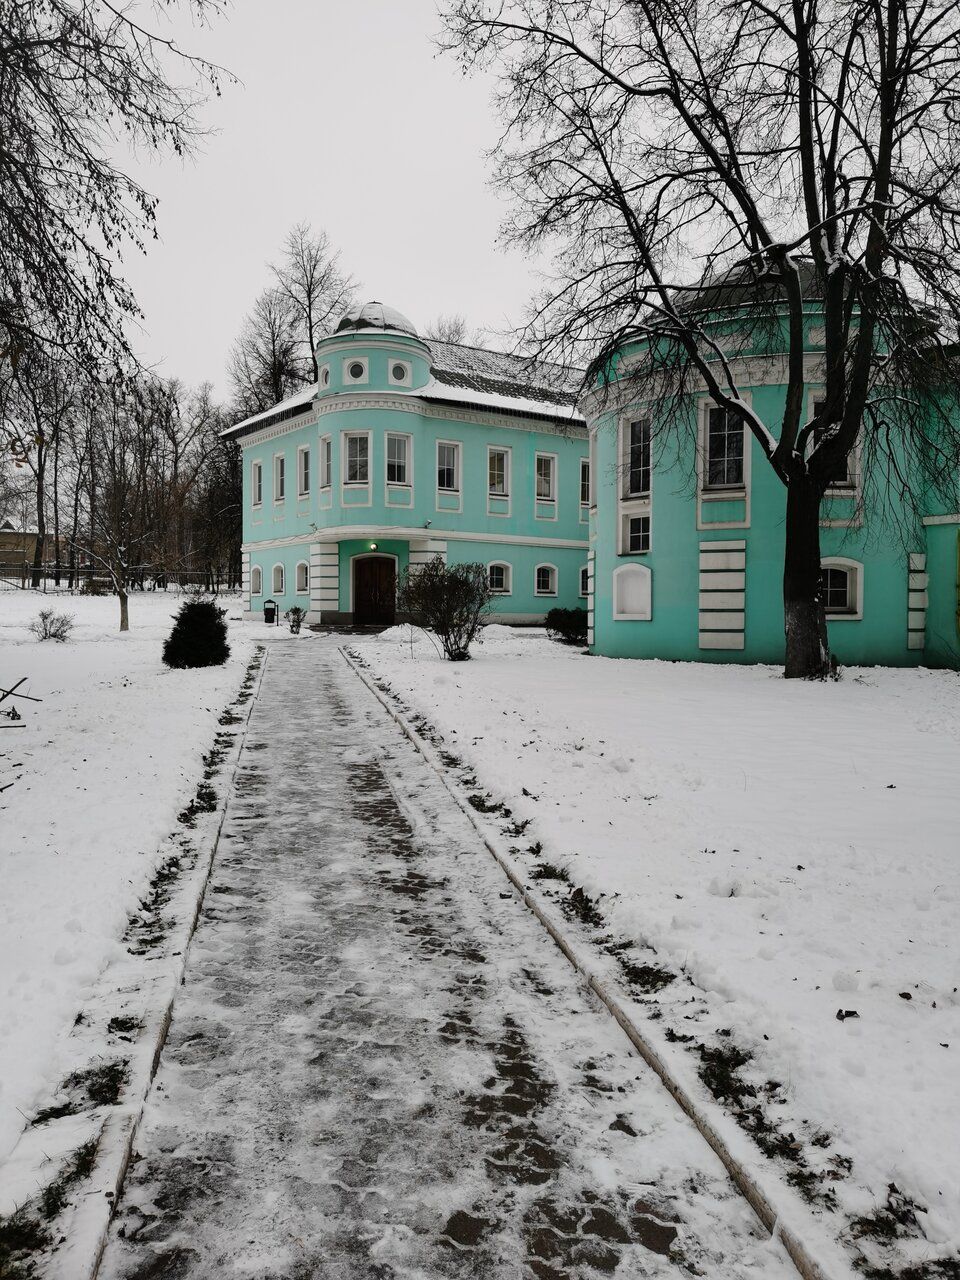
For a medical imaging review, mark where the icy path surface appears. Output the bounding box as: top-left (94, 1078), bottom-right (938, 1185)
top-left (100, 642), bottom-right (792, 1280)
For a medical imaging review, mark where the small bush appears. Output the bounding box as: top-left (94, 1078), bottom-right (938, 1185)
top-left (285, 606), bottom-right (307, 634)
top-left (397, 558), bottom-right (491, 661)
top-left (29, 608), bottom-right (74, 642)
top-left (162, 598), bottom-right (230, 669)
top-left (545, 607), bottom-right (588, 645)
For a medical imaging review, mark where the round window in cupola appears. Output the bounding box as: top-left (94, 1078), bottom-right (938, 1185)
top-left (388, 358), bottom-right (412, 387)
top-left (320, 366), bottom-right (330, 388)
top-left (342, 357), bottom-right (368, 384)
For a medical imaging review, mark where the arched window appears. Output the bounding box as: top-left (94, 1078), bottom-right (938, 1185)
top-left (821, 558), bottom-right (863, 619)
top-left (534, 563), bottom-right (558, 596)
top-left (272, 563), bottom-right (285, 594)
top-left (250, 565), bottom-right (262, 596)
top-left (579, 565), bottom-right (589, 597)
top-left (613, 563), bottom-right (652, 620)
top-left (296, 561), bottom-right (309, 593)
top-left (488, 562), bottom-right (512, 594)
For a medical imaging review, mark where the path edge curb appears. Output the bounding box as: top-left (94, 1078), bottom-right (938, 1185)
top-left (340, 645), bottom-right (852, 1280)
top-left (68, 645), bottom-right (271, 1280)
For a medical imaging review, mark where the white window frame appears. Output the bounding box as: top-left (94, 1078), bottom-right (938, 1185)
top-left (342, 431), bottom-right (371, 486)
top-left (588, 430), bottom-right (598, 509)
top-left (488, 446), bottom-right (511, 496)
top-left (436, 440), bottom-right (461, 495)
top-left (319, 435), bottom-right (332, 490)
top-left (696, 396), bottom-right (752, 530)
top-left (821, 557), bottom-right (864, 620)
top-left (342, 356), bottom-right (369, 385)
top-left (385, 432), bottom-right (412, 487)
top-left (251, 460), bottom-right (263, 508)
top-left (702, 404), bottom-right (746, 492)
top-left (250, 565), bottom-right (263, 596)
top-left (613, 563), bottom-right (653, 621)
top-left (295, 560), bottom-right (309, 594)
top-left (534, 562), bottom-right (558, 597)
top-left (622, 418), bottom-right (652, 498)
top-left (273, 452), bottom-right (286, 504)
top-left (619, 512), bottom-right (651, 555)
top-left (297, 444), bottom-right (310, 498)
top-left (272, 563), bottom-right (285, 594)
top-left (387, 358), bottom-right (412, 387)
top-left (580, 458), bottom-right (591, 507)
top-left (534, 451), bottom-right (558, 511)
top-left (487, 561), bottom-right (512, 595)
top-left (579, 565), bottom-right (589, 597)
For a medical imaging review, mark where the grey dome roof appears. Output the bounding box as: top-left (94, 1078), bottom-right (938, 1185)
top-left (335, 301), bottom-right (418, 337)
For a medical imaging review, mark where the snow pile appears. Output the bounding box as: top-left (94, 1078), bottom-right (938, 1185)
top-left (0, 591), bottom-right (252, 1164)
top-left (357, 633), bottom-right (960, 1241)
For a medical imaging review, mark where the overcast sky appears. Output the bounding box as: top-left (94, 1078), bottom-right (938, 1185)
top-left (121, 0), bottom-right (539, 398)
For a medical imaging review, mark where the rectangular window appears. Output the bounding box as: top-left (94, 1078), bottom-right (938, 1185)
top-left (344, 433), bottom-right (369, 484)
top-left (705, 407), bottom-right (744, 488)
top-left (274, 454), bottom-right (285, 502)
top-left (580, 458), bottom-right (590, 505)
top-left (813, 398), bottom-right (853, 487)
top-left (627, 420), bottom-right (652, 496)
top-left (488, 563), bottom-right (510, 594)
top-left (823, 566), bottom-right (851, 612)
top-left (252, 461), bottom-right (263, 507)
top-left (535, 453), bottom-right (556, 501)
top-left (535, 564), bottom-right (557, 596)
top-left (437, 442), bottom-right (459, 492)
top-left (298, 446), bottom-right (310, 497)
top-left (626, 515), bottom-right (650, 554)
top-left (387, 434), bottom-right (409, 485)
top-left (488, 448), bottom-right (509, 496)
top-left (320, 437), bottom-right (332, 489)
top-left (589, 432), bottom-right (598, 507)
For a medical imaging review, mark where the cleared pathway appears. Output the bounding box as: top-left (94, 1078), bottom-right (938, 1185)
top-left (100, 640), bottom-right (793, 1280)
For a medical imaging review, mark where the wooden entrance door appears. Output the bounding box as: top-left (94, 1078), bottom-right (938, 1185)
top-left (353, 556), bottom-right (396, 626)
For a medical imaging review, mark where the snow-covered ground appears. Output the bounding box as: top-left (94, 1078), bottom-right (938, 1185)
top-left (0, 590), bottom-right (253, 1167)
top-left (357, 625), bottom-right (960, 1252)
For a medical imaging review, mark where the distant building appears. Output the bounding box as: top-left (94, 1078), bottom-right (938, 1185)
top-left (224, 303), bottom-right (590, 625)
top-left (0, 519), bottom-right (57, 571)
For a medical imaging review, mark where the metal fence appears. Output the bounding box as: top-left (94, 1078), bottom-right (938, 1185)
top-left (0, 564), bottom-right (240, 594)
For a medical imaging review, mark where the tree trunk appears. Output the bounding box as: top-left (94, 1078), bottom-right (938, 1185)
top-left (52, 426), bottom-right (61, 586)
top-left (32, 448), bottom-right (46, 590)
top-left (783, 476), bottom-right (830, 678)
top-left (119, 587), bottom-right (129, 632)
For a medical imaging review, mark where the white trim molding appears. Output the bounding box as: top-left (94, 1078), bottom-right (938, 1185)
top-left (699, 539), bottom-right (746, 648)
top-left (907, 552), bottom-right (927, 649)
top-left (310, 541), bottom-right (340, 619)
top-left (243, 524), bottom-right (589, 552)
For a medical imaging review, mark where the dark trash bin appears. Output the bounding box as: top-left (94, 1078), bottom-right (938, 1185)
top-left (263, 598), bottom-right (277, 625)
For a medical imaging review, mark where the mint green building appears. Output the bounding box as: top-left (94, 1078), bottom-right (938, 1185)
top-left (581, 299), bottom-right (960, 669)
top-left (225, 303), bottom-right (590, 626)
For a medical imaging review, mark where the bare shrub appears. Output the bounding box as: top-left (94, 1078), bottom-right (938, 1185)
top-left (29, 609), bottom-right (74, 642)
top-left (285, 606), bottom-right (307, 634)
top-left (397, 559), bottom-right (491, 661)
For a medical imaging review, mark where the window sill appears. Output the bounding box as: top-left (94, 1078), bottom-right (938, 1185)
top-left (825, 611), bottom-right (863, 622)
top-left (387, 480), bottom-right (411, 488)
top-left (535, 592), bottom-right (558, 598)
top-left (701, 487), bottom-right (746, 500)
top-left (343, 480), bottom-right (370, 488)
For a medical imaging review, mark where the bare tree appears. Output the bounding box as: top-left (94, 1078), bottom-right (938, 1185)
top-left (442, 0), bottom-right (960, 677)
top-left (0, 0), bottom-right (230, 381)
top-left (271, 224), bottom-right (355, 383)
top-left (228, 287), bottom-right (305, 415)
top-left (424, 314), bottom-right (471, 345)
top-left (2, 354), bottom-right (72, 587)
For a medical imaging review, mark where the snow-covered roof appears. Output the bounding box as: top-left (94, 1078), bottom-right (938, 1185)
top-left (336, 301), bottom-right (419, 338)
top-left (222, 338), bottom-right (585, 440)
top-left (425, 339), bottom-right (584, 421)
top-left (226, 383), bottom-right (317, 435)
